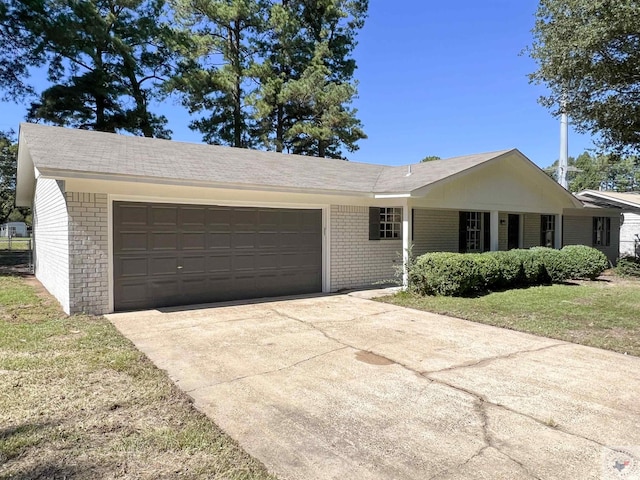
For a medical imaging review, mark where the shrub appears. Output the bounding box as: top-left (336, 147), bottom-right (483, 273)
top-left (617, 256), bottom-right (640, 278)
top-left (410, 252), bottom-right (480, 296)
top-left (530, 247), bottom-right (570, 282)
top-left (486, 251), bottom-right (524, 288)
top-left (561, 245), bottom-right (609, 280)
top-left (508, 249), bottom-right (547, 284)
top-left (469, 253), bottom-right (502, 290)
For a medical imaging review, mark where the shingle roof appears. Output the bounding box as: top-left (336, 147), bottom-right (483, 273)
top-left (19, 123), bottom-right (513, 195)
top-left (577, 190), bottom-right (640, 212)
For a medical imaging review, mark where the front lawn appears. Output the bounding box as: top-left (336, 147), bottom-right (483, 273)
top-left (0, 274), bottom-right (276, 479)
top-left (379, 275), bottom-right (640, 356)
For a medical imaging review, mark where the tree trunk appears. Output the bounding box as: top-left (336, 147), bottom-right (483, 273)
top-left (232, 21), bottom-right (243, 148)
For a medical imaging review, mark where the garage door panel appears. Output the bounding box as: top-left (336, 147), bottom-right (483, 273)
top-left (114, 202), bottom-right (322, 311)
top-left (117, 232), bottom-right (148, 251)
top-left (234, 232), bottom-right (257, 248)
top-left (118, 204), bottom-right (148, 226)
top-left (208, 232), bottom-right (232, 249)
top-left (206, 254), bottom-right (232, 273)
top-left (118, 257), bottom-right (148, 277)
top-left (151, 206), bottom-right (178, 226)
top-left (181, 207), bottom-right (206, 226)
top-left (181, 256), bottom-right (207, 274)
top-left (182, 232), bottom-right (206, 250)
top-left (150, 232), bottom-right (178, 250)
top-left (149, 257), bottom-right (178, 275)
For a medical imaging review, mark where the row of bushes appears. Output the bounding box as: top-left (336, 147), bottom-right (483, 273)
top-left (617, 256), bottom-right (640, 278)
top-left (409, 245), bottom-right (609, 296)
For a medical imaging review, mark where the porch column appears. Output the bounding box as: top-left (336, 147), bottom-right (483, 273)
top-left (490, 210), bottom-right (499, 251)
top-left (555, 214), bottom-right (563, 249)
top-left (402, 201), bottom-right (412, 288)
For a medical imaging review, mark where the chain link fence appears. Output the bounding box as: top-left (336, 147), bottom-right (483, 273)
top-left (0, 237), bottom-right (33, 273)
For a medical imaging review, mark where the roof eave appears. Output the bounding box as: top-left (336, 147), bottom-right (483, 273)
top-left (15, 128), bottom-right (36, 207)
top-left (36, 167), bottom-right (376, 198)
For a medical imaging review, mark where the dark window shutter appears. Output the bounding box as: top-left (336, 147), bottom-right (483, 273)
top-left (411, 208), bottom-right (414, 242)
top-left (459, 211), bottom-right (467, 253)
top-left (483, 212), bottom-right (491, 252)
top-left (541, 215), bottom-right (546, 246)
top-left (606, 217), bottom-right (611, 246)
top-left (369, 207), bottom-right (380, 240)
top-left (592, 217), bottom-right (598, 246)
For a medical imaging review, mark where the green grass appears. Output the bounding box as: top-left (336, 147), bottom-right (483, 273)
top-left (379, 277), bottom-right (640, 356)
top-left (0, 238), bottom-right (32, 251)
top-left (0, 274), bottom-right (276, 480)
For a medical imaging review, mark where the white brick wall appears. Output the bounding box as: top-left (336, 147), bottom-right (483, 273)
top-left (330, 205), bottom-right (401, 290)
top-left (33, 178), bottom-right (70, 313)
top-left (621, 213), bottom-right (640, 257)
top-left (66, 192), bottom-right (109, 314)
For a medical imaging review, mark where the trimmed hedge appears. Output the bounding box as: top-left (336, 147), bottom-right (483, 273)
top-left (617, 256), bottom-right (640, 278)
top-left (410, 252), bottom-right (479, 296)
top-left (409, 245), bottom-right (608, 296)
top-left (561, 245), bottom-right (610, 280)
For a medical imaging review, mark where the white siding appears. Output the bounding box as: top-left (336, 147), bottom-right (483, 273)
top-left (563, 215), bottom-right (620, 263)
top-left (563, 216), bottom-right (591, 246)
top-left (67, 192), bottom-right (109, 314)
top-left (33, 178), bottom-right (70, 313)
top-left (621, 213), bottom-right (640, 257)
top-left (330, 205), bottom-right (401, 290)
top-left (498, 212), bottom-right (508, 251)
top-left (523, 213), bottom-right (541, 248)
top-left (412, 209), bottom-right (459, 256)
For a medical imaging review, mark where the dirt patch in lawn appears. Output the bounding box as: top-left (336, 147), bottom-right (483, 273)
top-left (0, 274), bottom-right (276, 480)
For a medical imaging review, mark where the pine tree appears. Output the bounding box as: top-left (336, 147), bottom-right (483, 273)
top-left (5, 0), bottom-right (180, 137)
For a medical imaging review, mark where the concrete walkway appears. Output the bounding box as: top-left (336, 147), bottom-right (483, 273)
top-left (107, 293), bottom-right (640, 480)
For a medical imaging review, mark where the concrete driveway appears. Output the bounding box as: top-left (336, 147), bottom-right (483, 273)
top-left (107, 293), bottom-right (640, 480)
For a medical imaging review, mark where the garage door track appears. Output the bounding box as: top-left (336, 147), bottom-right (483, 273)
top-left (108, 294), bottom-right (640, 480)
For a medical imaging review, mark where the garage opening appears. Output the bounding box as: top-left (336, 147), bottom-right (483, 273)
top-left (113, 202), bottom-right (322, 311)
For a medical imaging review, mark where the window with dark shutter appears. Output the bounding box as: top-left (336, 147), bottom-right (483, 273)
top-left (369, 207), bottom-right (402, 240)
top-left (369, 207), bottom-right (381, 240)
top-left (593, 216), bottom-right (611, 247)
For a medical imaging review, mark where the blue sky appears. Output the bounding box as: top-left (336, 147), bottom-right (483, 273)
top-left (0, 0), bottom-right (594, 169)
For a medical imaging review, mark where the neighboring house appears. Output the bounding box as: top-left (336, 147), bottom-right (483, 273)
top-left (15, 123), bottom-right (623, 315)
top-left (0, 222), bottom-right (28, 237)
top-left (576, 190), bottom-right (640, 258)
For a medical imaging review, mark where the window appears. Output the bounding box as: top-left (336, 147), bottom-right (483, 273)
top-left (369, 207), bottom-right (402, 240)
top-left (593, 217), bottom-right (611, 247)
top-left (459, 211), bottom-right (490, 253)
top-left (540, 215), bottom-right (556, 248)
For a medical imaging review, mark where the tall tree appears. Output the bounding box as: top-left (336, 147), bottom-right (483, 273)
top-left (5, 0), bottom-right (181, 137)
top-left (0, 3), bottom-right (41, 100)
top-left (545, 151), bottom-right (640, 192)
top-left (251, 0), bottom-right (367, 158)
top-left (169, 0), bottom-right (266, 147)
top-left (528, 0), bottom-right (640, 154)
top-left (0, 131), bottom-right (30, 225)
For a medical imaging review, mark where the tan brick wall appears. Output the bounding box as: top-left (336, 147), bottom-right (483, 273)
top-left (66, 192), bottom-right (109, 314)
top-left (330, 205), bottom-right (402, 290)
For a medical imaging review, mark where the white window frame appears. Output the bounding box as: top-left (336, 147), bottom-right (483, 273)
top-left (541, 215), bottom-right (555, 248)
top-left (380, 207), bottom-right (402, 239)
top-left (466, 211), bottom-right (483, 253)
top-left (593, 216), bottom-right (610, 247)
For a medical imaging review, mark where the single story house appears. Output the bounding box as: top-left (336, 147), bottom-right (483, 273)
top-left (0, 221), bottom-right (28, 237)
top-left (576, 190), bottom-right (640, 257)
top-left (15, 123), bottom-right (623, 315)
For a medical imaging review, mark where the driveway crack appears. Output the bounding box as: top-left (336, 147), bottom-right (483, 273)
top-left (270, 306), bottom-right (609, 476)
top-left (422, 342), bottom-right (568, 376)
top-left (186, 345), bottom-right (350, 393)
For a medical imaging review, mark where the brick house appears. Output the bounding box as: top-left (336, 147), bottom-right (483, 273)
top-left (15, 123), bottom-right (622, 314)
